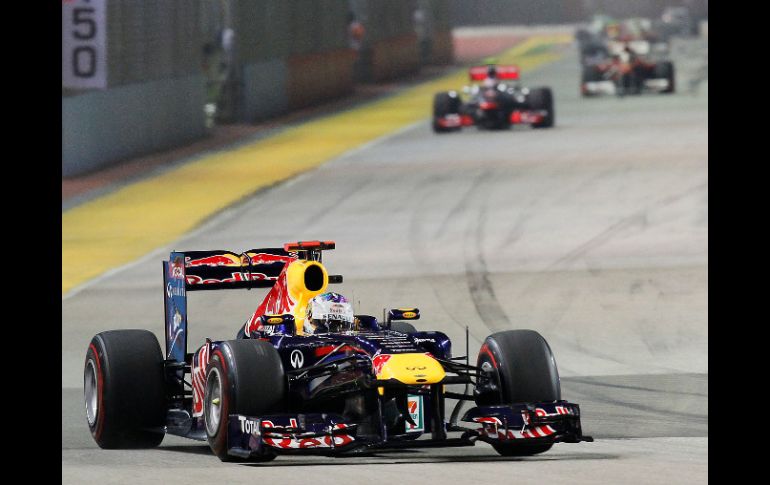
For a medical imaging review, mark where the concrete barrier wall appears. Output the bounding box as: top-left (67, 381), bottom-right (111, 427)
top-left (62, 75), bottom-right (206, 177)
top-left (430, 30), bottom-right (454, 65)
top-left (63, 0), bottom-right (456, 175)
top-left (239, 59), bottom-right (288, 122)
top-left (370, 34), bottom-right (421, 81)
top-left (349, 0), bottom-right (422, 81)
top-left (63, 0), bottom-right (206, 177)
top-left (420, 0), bottom-right (454, 65)
top-left (286, 49), bottom-right (356, 110)
top-left (235, 0), bottom-right (353, 121)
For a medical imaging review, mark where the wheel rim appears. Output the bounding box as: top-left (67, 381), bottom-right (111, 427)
top-left (84, 359), bottom-right (98, 427)
top-left (205, 367), bottom-right (223, 436)
top-left (477, 358), bottom-right (504, 404)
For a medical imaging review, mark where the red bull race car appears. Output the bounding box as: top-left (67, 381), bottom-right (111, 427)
top-left (433, 64), bottom-right (555, 133)
top-left (83, 241), bottom-right (591, 461)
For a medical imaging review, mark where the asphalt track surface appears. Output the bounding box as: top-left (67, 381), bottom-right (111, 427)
top-left (62, 34), bottom-right (708, 483)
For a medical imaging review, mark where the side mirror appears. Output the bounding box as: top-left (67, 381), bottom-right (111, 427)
top-left (387, 308), bottom-right (420, 323)
top-left (258, 314), bottom-right (295, 335)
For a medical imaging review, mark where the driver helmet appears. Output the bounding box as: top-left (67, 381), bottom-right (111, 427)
top-left (482, 65), bottom-right (498, 88)
top-left (304, 292), bottom-right (356, 334)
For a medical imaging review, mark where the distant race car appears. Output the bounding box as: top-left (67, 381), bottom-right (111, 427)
top-left (83, 240), bottom-right (592, 462)
top-left (581, 40), bottom-right (675, 96)
top-left (578, 18), bottom-right (675, 97)
top-left (432, 64), bottom-right (555, 132)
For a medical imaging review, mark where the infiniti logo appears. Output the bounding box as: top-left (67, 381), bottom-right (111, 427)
top-left (290, 349), bottom-right (304, 369)
top-left (405, 366), bottom-right (427, 371)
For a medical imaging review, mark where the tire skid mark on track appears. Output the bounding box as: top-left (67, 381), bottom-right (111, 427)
top-left (564, 382), bottom-right (708, 424)
top-left (406, 171), bottom-right (485, 340)
top-left (550, 213), bottom-right (649, 270)
top-left (549, 181), bottom-right (706, 270)
top-left (463, 168), bottom-right (512, 334)
top-left (547, 327), bottom-right (634, 370)
top-left (564, 374), bottom-right (708, 398)
top-left (300, 177), bottom-right (375, 231)
top-left (433, 170), bottom-right (488, 239)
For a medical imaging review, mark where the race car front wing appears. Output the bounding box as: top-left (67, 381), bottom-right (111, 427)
top-left (435, 110), bottom-right (548, 129)
top-left (226, 400), bottom-right (591, 459)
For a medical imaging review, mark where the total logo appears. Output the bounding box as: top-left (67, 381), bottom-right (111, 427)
top-left (238, 416), bottom-right (260, 434)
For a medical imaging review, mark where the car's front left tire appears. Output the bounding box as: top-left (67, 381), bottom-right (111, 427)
top-left (204, 339), bottom-right (285, 461)
top-left (527, 87), bottom-right (555, 128)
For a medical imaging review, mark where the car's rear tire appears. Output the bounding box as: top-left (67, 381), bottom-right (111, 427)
top-left (433, 92), bottom-right (460, 133)
top-left (655, 61), bottom-right (675, 93)
top-left (580, 66), bottom-right (602, 97)
top-left (475, 329), bottom-right (561, 456)
top-left (84, 330), bottom-right (167, 449)
top-left (204, 339), bottom-right (285, 462)
top-left (527, 87), bottom-right (554, 128)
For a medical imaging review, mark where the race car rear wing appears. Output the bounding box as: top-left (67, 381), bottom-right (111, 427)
top-left (183, 248), bottom-right (295, 291)
top-left (162, 248), bottom-right (296, 364)
top-left (163, 243), bottom-right (342, 363)
top-left (469, 65), bottom-right (520, 81)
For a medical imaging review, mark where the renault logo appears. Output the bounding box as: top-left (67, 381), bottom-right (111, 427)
top-left (290, 349), bottom-right (304, 369)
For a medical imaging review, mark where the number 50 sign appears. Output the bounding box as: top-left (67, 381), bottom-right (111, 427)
top-left (62, 0), bottom-right (107, 89)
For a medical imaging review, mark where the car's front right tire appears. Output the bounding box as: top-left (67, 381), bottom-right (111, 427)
top-left (475, 329), bottom-right (561, 456)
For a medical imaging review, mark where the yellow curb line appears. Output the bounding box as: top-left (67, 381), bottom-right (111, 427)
top-left (62, 33), bottom-right (572, 295)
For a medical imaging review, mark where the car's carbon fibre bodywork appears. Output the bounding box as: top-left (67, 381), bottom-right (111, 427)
top-left (151, 241), bottom-right (591, 459)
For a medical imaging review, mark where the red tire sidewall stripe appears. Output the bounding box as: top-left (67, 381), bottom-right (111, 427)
top-left (88, 342), bottom-right (105, 441)
top-left (480, 342), bottom-right (498, 368)
top-left (211, 349), bottom-right (230, 441)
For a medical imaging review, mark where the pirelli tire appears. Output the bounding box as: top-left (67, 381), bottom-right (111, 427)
top-left (527, 87), bottom-right (555, 128)
top-left (655, 61), bottom-right (676, 94)
top-left (581, 66), bottom-right (602, 97)
top-left (433, 92), bottom-right (461, 133)
top-left (84, 329), bottom-right (167, 449)
top-left (476, 329), bottom-right (561, 456)
top-left (204, 339), bottom-right (286, 462)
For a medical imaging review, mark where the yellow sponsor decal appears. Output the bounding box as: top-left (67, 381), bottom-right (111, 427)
top-left (402, 311), bottom-right (417, 319)
top-left (266, 317), bottom-right (283, 324)
top-left (376, 353), bottom-right (445, 385)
